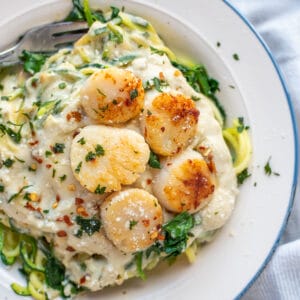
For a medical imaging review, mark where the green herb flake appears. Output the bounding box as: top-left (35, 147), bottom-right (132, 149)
top-left (95, 144), bottom-right (105, 156)
top-left (8, 185), bottom-right (32, 203)
top-left (130, 89), bottom-right (138, 100)
top-left (112, 99), bottom-right (118, 105)
top-left (77, 137), bottom-right (86, 145)
top-left (153, 77), bottom-right (168, 92)
top-left (45, 150), bottom-right (52, 157)
top-left (3, 158), bottom-right (15, 168)
top-left (75, 162), bottom-right (82, 174)
top-left (191, 95), bottom-right (201, 101)
top-left (43, 209), bottom-right (49, 214)
top-left (75, 216), bottom-right (101, 236)
top-left (85, 151), bottom-right (96, 162)
top-left (59, 175), bottom-right (67, 182)
top-left (58, 82), bottom-right (67, 89)
top-left (52, 143), bottom-right (65, 154)
top-left (19, 50), bottom-right (48, 74)
top-left (1, 96), bottom-right (9, 101)
top-left (237, 168), bottom-right (251, 185)
top-left (94, 184), bottom-right (106, 194)
top-left (0, 185), bottom-right (4, 192)
top-left (264, 158), bottom-right (272, 176)
top-left (129, 220), bottom-right (138, 230)
top-left (148, 151), bottom-right (161, 169)
top-left (233, 53), bottom-right (240, 61)
top-left (217, 41), bottom-right (221, 47)
top-left (264, 157), bottom-right (279, 176)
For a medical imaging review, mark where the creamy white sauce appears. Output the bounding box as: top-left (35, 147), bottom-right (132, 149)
top-left (0, 19), bottom-right (237, 293)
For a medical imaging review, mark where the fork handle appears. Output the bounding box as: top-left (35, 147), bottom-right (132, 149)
top-left (0, 43), bottom-right (21, 66)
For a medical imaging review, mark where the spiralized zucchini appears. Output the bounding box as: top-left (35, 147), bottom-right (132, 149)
top-left (222, 119), bottom-right (252, 175)
top-left (0, 224), bottom-right (47, 299)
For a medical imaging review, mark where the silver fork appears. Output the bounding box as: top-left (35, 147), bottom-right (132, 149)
top-left (0, 21), bottom-right (88, 66)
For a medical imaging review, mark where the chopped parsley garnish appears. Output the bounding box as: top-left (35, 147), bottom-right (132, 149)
top-left (75, 162), bottom-right (82, 174)
top-left (112, 99), bottom-right (118, 105)
top-left (0, 185), bottom-right (4, 192)
top-left (191, 95), bottom-right (201, 101)
top-left (58, 82), bottom-right (67, 89)
top-left (95, 144), bottom-right (105, 156)
top-left (217, 41), bottom-right (221, 47)
top-left (0, 122), bottom-right (24, 144)
top-left (85, 151), bottom-right (96, 162)
top-left (153, 77), bottom-right (168, 92)
top-left (1, 96), bottom-right (9, 101)
top-left (45, 150), bottom-right (52, 157)
top-left (43, 209), bottom-right (49, 214)
top-left (129, 220), bottom-right (138, 230)
top-left (237, 168), bottom-right (251, 185)
top-left (75, 216), bottom-right (101, 236)
top-left (233, 53), bottom-right (240, 61)
top-left (94, 184), bottom-right (106, 194)
top-left (19, 50), bottom-right (48, 74)
top-left (148, 151), bottom-right (161, 169)
top-left (59, 175), bottom-right (67, 182)
top-left (52, 143), bottom-right (65, 154)
top-left (237, 117), bottom-right (249, 133)
top-left (86, 145), bottom-right (105, 161)
top-left (130, 89), bottom-right (138, 100)
top-left (264, 157), bottom-right (279, 176)
top-left (3, 158), bottom-right (15, 168)
top-left (77, 137), bottom-right (86, 145)
top-left (8, 185), bottom-right (32, 203)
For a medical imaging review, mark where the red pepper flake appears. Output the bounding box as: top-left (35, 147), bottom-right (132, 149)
top-left (80, 276), bottom-right (86, 285)
top-left (29, 140), bottom-right (39, 146)
top-left (32, 155), bottom-right (43, 164)
top-left (66, 246), bottom-right (75, 252)
top-left (25, 202), bottom-right (42, 212)
top-left (146, 179), bottom-right (152, 185)
top-left (57, 230), bottom-right (67, 237)
top-left (76, 206), bottom-right (89, 217)
top-left (56, 195), bottom-right (61, 202)
top-left (160, 126), bottom-right (165, 132)
top-left (66, 111), bottom-right (82, 122)
top-left (75, 197), bottom-right (84, 206)
top-left (46, 164), bottom-right (52, 169)
top-left (142, 219), bottom-right (150, 227)
top-left (63, 215), bottom-right (73, 226)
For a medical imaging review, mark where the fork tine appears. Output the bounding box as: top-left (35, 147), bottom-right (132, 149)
top-left (47, 21), bottom-right (89, 35)
top-left (53, 33), bottom-right (86, 47)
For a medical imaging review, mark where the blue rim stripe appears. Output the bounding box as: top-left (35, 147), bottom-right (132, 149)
top-left (223, 1), bottom-right (299, 299)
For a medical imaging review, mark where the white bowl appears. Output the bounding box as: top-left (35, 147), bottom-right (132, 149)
top-left (0, 1), bottom-right (297, 299)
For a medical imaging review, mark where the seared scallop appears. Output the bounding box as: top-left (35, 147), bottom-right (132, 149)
top-left (142, 93), bottom-right (199, 156)
top-left (153, 149), bottom-right (215, 213)
top-left (101, 188), bottom-right (163, 253)
top-left (70, 125), bottom-right (150, 193)
top-left (80, 67), bottom-right (144, 124)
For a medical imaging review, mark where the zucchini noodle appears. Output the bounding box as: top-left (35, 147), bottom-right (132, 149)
top-left (222, 119), bottom-right (252, 174)
top-left (0, 224), bottom-right (47, 299)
